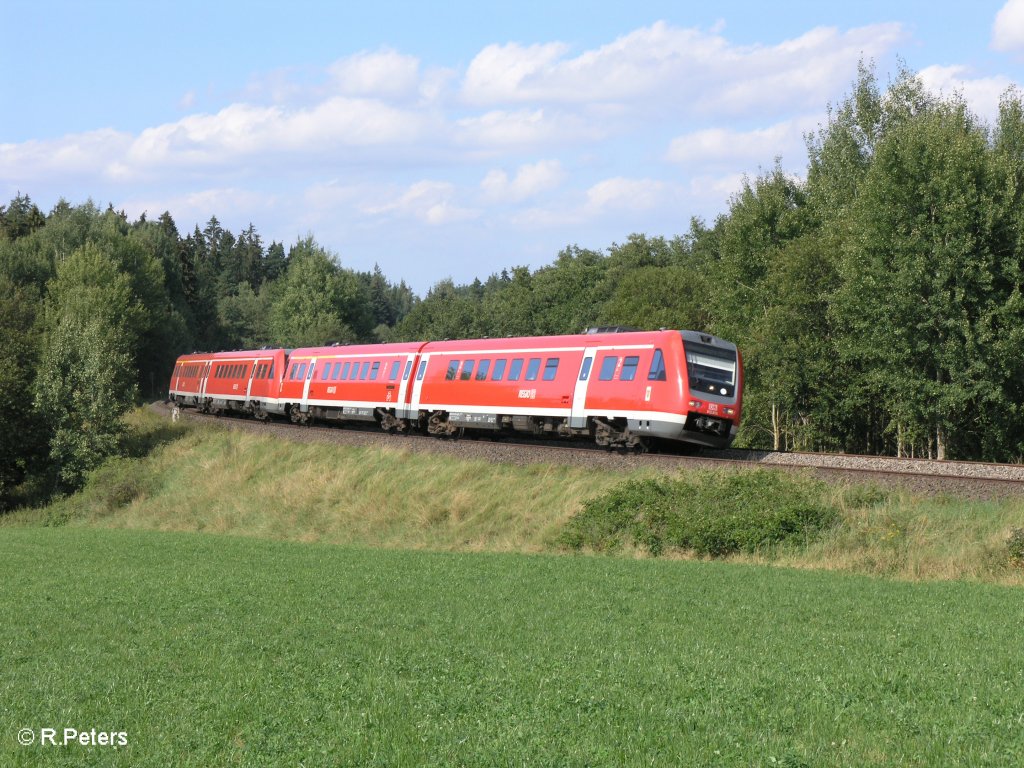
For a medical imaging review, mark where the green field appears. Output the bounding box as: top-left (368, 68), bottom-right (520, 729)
top-left (2, 527), bottom-right (1022, 767)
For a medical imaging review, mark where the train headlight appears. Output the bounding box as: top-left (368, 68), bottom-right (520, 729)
top-left (688, 400), bottom-right (703, 409)
top-left (724, 407), bottom-right (735, 416)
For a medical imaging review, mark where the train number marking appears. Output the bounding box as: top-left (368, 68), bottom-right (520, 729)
top-left (518, 389), bottom-right (537, 399)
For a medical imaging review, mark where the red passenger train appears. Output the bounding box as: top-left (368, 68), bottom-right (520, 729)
top-left (168, 328), bottom-right (743, 449)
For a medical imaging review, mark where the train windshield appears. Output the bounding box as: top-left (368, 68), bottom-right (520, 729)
top-left (685, 342), bottom-right (737, 398)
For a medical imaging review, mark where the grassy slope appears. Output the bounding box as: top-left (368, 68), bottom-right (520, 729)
top-left (6, 409), bottom-right (1023, 584)
top-left (2, 527), bottom-right (1022, 767)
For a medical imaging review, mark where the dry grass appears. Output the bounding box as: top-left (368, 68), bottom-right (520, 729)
top-left (6, 409), bottom-right (1024, 585)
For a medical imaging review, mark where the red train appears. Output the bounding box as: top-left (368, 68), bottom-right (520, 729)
top-left (168, 329), bottom-right (743, 449)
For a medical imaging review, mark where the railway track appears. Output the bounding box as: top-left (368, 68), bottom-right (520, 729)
top-left (151, 402), bottom-right (1024, 498)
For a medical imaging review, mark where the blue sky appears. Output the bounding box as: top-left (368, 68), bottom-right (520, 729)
top-left (2, 1), bottom-right (1023, 293)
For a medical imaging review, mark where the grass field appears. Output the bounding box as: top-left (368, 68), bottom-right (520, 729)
top-left (1, 527), bottom-right (1021, 766)
top-left (3, 413), bottom-right (1024, 764)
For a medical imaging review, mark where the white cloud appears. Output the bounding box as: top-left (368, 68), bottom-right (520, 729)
top-left (481, 160), bottom-right (566, 202)
top-left (667, 116), bottom-right (820, 169)
top-left (328, 48), bottom-right (422, 98)
top-left (361, 180), bottom-right (477, 225)
top-left (461, 20), bottom-right (904, 118)
top-left (993, 0), bottom-right (1024, 52)
top-left (918, 65), bottom-right (1015, 123)
top-left (585, 177), bottom-right (673, 213)
top-left (118, 187), bottom-right (277, 228)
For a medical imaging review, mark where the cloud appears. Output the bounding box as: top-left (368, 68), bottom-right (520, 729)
top-left (993, 0), bottom-right (1024, 52)
top-left (481, 160), bottom-right (566, 202)
top-left (918, 65), bottom-right (1015, 123)
top-left (461, 20), bottom-right (904, 118)
top-left (585, 177), bottom-right (674, 213)
top-left (328, 48), bottom-right (422, 99)
top-left (361, 180), bottom-right (477, 225)
top-left (666, 116), bottom-right (820, 169)
top-left (118, 187), bottom-right (278, 227)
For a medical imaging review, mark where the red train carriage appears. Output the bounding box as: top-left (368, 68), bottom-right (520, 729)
top-left (168, 348), bottom-right (287, 420)
top-left (277, 342), bottom-right (425, 427)
top-left (168, 328), bottom-right (742, 449)
top-left (409, 329), bottom-right (741, 449)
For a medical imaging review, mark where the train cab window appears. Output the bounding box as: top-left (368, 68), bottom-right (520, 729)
top-left (460, 360), bottom-right (475, 381)
top-left (476, 359), bottom-right (491, 380)
top-left (620, 356), bottom-right (639, 381)
top-left (297, 363), bottom-right (308, 380)
top-left (524, 358), bottom-right (542, 381)
top-left (403, 360), bottom-right (413, 380)
top-left (445, 360), bottom-right (459, 380)
top-left (492, 359), bottom-right (507, 381)
top-left (370, 361), bottom-right (380, 380)
top-left (648, 349), bottom-right (667, 381)
top-left (288, 365), bottom-right (298, 381)
top-left (389, 361), bottom-right (401, 381)
top-left (359, 362), bottom-right (370, 380)
top-left (599, 356), bottom-right (618, 381)
top-left (307, 363), bottom-right (316, 380)
top-left (578, 358), bottom-right (593, 381)
top-left (267, 363), bottom-right (274, 379)
top-left (508, 358), bottom-right (524, 381)
top-left (417, 360), bottom-right (427, 380)
top-left (542, 358), bottom-right (559, 381)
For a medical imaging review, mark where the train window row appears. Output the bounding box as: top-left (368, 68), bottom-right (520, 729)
top-left (287, 359), bottom-right (414, 384)
top-left (585, 350), bottom-right (666, 382)
top-left (215, 363), bottom-right (249, 379)
top-left (443, 357), bottom-right (560, 382)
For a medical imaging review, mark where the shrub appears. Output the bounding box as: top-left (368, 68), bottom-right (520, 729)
top-left (1009, 528), bottom-right (1024, 568)
top-left (560, 470), bottom-right (839, 557)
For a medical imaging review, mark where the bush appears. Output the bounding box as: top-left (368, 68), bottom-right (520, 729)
top-left (1009, 528), bottom-right (1024, 568)
top-left (560, 470), bottom-right (839, 557)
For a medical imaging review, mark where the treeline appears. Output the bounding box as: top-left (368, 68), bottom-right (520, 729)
top-left (391, 65), bottom-right (1024, 462)
top-left (0, 199), bottom-right (417, 508)
top-left (3, 63), bottom-right (1024, 510)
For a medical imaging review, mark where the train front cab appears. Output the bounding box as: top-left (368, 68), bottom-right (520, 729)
top-left (675, 330), bottom-right (741, 448)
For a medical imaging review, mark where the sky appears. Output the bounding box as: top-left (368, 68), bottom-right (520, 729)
top-left (2, 1), bottom-right (1023, 294)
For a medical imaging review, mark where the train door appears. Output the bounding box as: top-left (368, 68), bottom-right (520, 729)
top-left (409, 353), bottom-right (430, 413)
top-left (245, 358), bottom-right (259, 401)
top-left (300, 357), bottom-right (317, 412)
top-left (396, 353), bottom-right (416, 417)
top-left (199, 361), bottom-right (211, 401)
top-left (570, 349), bottom-right (597, 428)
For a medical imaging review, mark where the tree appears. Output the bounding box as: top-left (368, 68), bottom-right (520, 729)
top-left (35, 244), bottom-right (139, 490)
top-left (268, 238), bottom-right (369, 346)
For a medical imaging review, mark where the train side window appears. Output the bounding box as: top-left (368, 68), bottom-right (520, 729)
top-left (321, 363), bottom-right (331, 381)
top-left (492, 359), bottom-right (507, 381)
top-left (389, 360), bottom-right (401, 380)
top-left (330, 362), bottom-right (340, 380)
top-left (578, 357), bottom-right (592, 381)
top-left (525, 358), bottom-right (542, 381)
top-left (359, 362), bottom-right (370, 380)
top-left (289, 364), bottom-right (299, 381)
top-left (542, 358), bottom-right (559, 381)
top-left (508, 358), bottom-right (524, 381)
top-left (445, 360), bottom-right (459, 380)
top-left (460, 360), bottom-right (475, 381)
top-left (341, 362), bottom-right (351, 379)
top-left (300, 363), bottom-right (310, 380)
top-left (620, 356), bottom-right (639, 381)
top-left (648, 349), bottom-right (667, 381)
top-left (403, 360), bottom-right (413, 380)
top-left (370, 361), bottom-right (381, 380)
top-left (476, 359), bottom-right (491, 380)
top-left (307, 363), bottom-right (316, 380)
top-left (417, 360), bottom-right (427, 380)
top-left (599, 356), bottom-right (618, 381)
top-left (267, 363), bottom-right (274, 379)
